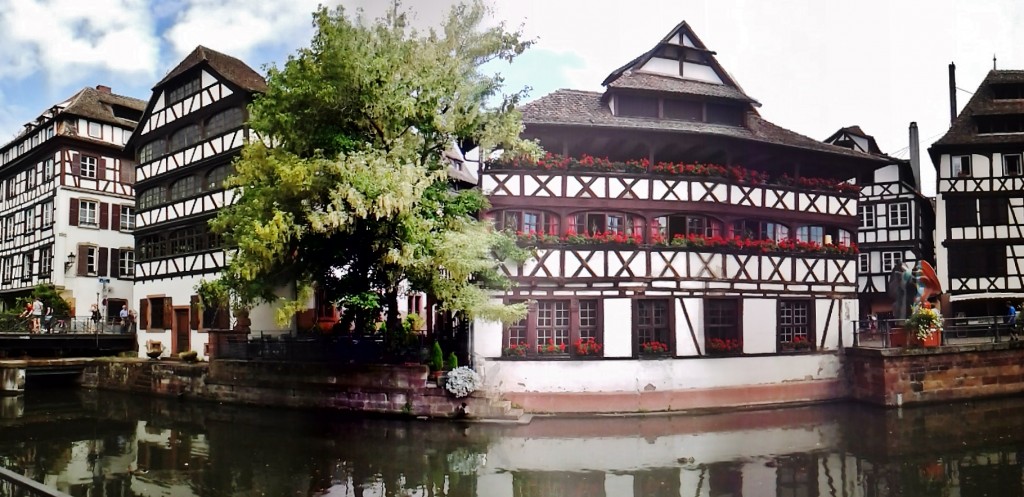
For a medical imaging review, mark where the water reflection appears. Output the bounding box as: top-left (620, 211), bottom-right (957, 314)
top-left (0, 389), bottom-right (1023, 496)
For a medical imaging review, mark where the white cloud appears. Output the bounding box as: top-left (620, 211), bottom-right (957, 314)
top-left (0, 0), bottom-right (159, 80)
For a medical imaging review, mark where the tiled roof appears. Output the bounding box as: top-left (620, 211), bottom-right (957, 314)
top-left (933, 70), bottom-right (1024, 147)
top-left (607, 72), bottom-right (757, 103)
top-left (156, 45), bottom-right (267, 92)
top-left (520, 89), bottom-right (886, 161)
top-left (61, 87), bottom-right (146, 129)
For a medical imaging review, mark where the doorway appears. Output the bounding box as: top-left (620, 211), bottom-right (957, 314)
top-left (173, 308), bottom-right (190, 354)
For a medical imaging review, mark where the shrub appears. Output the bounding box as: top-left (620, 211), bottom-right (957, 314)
top-left (429, 342), bottom-right (444, 372)
top-left (445, 352), bottom-right (458, 371)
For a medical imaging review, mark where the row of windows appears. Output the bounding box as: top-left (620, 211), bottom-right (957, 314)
top-left (494, 209), bottom-right (852, 245)
top-left (951, 154), bottom-right (1023, 177)
top-left (858, 252), bottom-right (906, 274)
top-left (503, 298), bottom-right (813, 357)
top-left (0, 246), bottom-right (52, 283)
top-left (137, 227), bottom-right (223, 262)
top-left (1, 125), bottom-right (55, 167)
top-left (615, 95), bottom-right (745, 127)
top-left (858, 202), bottom-right (911, 229)
top-left (74, 201), bottom-right (134, 231)
top-left (945, 197), bottom-right (1009, 228)
top-left (138, 164), bottom-right (232, 210)
top-left (2, 201), bottom-right (54, 239)
top-left (137, 107), bottom-right (245, 163)
top-left (73, 246), bottom-right (134, 278)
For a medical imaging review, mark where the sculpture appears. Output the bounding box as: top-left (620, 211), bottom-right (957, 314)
top-left (887, 260), bottom-right (942, 320)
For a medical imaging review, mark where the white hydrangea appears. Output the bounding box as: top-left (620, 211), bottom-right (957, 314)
top-left (445, 366), bottom-right (481, 398)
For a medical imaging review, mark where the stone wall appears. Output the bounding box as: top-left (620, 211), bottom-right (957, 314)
top-left (846, 342), bottom-right (1024, 406)
top-left (80, 359), bottom-right (515, 419)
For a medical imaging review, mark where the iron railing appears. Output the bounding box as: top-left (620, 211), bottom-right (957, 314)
top-left (0, 315), bottom-right (135, 335)
top-left (0, 466), bottom-right (72, 497)
top-left (851, 315), bottom-right (1013, 348)
top-left (216, 332), bottom-right (428, 363)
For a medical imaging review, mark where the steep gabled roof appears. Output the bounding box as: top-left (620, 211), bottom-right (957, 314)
top-left (520, 89), bottom-right (886, 162)
top-left (600, 20), bottom-right (758, 106)
top-left (156, 45), bottom-right (267, 93)
top-left (932, 70), bottom-right (1024, 148)
top-left (58, 86), bottom-right (146, 129)
top-left (823, 126), bottom-right (883, 155)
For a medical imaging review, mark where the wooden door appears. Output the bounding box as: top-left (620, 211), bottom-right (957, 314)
top-left (173, 308), bottom-right (190, 354)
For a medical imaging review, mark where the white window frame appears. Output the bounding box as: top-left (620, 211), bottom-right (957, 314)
top-left (888, 202), bottom-right (910, 227)
top-left (120, 206), bottom-right (135, 231)
top-left (119, 250), bottom-right (135, 277)
top-left (39, 247), bottom-right (52, 277)
top-left (43, 158), bottom-right (54, 180)
top-left (21, 251), bottom-right (32, 280)
top-left (1004, 154), bottom-right (1023, 176)
top-left (80, 156), bottom-right (97, 179)
top-left (858, 253), bottom-right (870, 273)
top-left (86, 246), bottom-right (97, 276)
top-left (88, 122), bottom-right (102, 139)
top-left (882, 251), bottom-right (903, 272)
top-left (858, 204), bottom-right (875, 229)
top-left (952, 155), bottom-right (972, 178)
top-left (79, 200), bottom-right (98, 227)
top-left (42, 201), bottom-right (53, 227)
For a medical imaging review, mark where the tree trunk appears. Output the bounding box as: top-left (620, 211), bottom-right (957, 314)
top-left (385, 286), bottom-right (401, 345)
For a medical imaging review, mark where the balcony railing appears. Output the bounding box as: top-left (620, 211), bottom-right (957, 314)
top-left (851, 315), bottom-right (1013, 349)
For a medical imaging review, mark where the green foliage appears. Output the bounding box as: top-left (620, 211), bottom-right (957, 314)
top-left (430, 342), bottom-right (444, 372)
top-left (21, 285), bottom-right (72, 318)
top-left (208, 1), bottom-right (534, 331)
top-left (445, 351), bottom-right (458, 371)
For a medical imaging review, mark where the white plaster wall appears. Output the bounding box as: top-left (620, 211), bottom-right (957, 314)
top-left (815, 299), bottom-right (845, 349)
top-left (875, 164), bottom-right (900, 183)
top-left (641, 57), bottom-right (680, 77)
top-left (743, 298), bottom-right (776, 354)
top-left (682, 62), bottom-right (723, 84)
top-left (973, 153), bottom-right (992, 178)
top-left (474, 318), bottom-right (503, 359)
top-left (478, 353), bottom-right (841, 394)
top-left (675, 298), bottom-right (702, 356)
top-left (851, 135), bottom-right (869, 153)
top-left (200, 69), bottom-right (217, 89)
top-left (604, 298), bottom-right (632, 357)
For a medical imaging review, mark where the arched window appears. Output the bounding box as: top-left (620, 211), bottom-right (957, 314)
top-left (170, 176), bottom-right (198, 201)
top-left (796, 225), bottom-right (825, 244)
top-left (137, 140), bottom-right (165, 163)
top-left (139, 186), bottom-right (166, 210)
top-left (169, 124), bottom-right (201, 152)
top-left (205, 107), bottom-right (245, 137)
top-left (652, 214), bottom-right (723, 240)
top-left (170, 227), bottom-right (198, 254)
top-left (571, 212), bottom-right (644, 236)
top-left (733, 219), bottom-right (790, 241)
top-left (205, 164), bottom-right (233, 191)
top-left (496, 209), bottom-right (558, 235)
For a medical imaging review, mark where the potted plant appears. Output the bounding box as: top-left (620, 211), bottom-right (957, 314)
top-left (178, 350), bottom-right (199, 363)
top-left (537, 339), bottom-right (567, 355)
top-left (503, 342), bottom-right (529, 358)
top-left (574, 337), bottom-right (603, 357)
top-left (640, 340), bottom-right (670, 357)
top-left (429, 342), bottom-right (445, 384)
top-left (445, 366), bottom-right (481, 398)
top-left (905, 303), bottom-right (942, 347)
top-left (707, 338), bottom-right (742, 354)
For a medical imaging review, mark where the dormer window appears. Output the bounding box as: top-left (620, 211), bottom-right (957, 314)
top-left (992, 83), bottom-right (1024, 100)
top-left (617, 95), bottom-right (659, 118)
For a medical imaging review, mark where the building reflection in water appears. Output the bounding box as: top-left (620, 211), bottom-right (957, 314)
top-left (0, 388), bottom-right (1022, 496)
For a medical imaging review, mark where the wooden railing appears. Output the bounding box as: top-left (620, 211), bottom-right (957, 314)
top-left (0, 466), bottom-right (72, 497)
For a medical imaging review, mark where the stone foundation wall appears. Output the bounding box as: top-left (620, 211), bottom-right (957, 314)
top-left (846, 342), bottom-right (1024, 406)
top-left (80, 359), bottom-right (503, 419)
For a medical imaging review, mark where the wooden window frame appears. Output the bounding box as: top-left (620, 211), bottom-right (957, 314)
top-left (778, 299), bottom-right (814, 352)
top-left (80, 155), bottom-right (97, 179)
top-left (858, 204), bottom-right (875, 229)
top-left (119, 206), bottom-right (135, 231)
top-left (888, 202), bottom-right (910, 227)
top-left (119, 250), bottom-right (135, 278)
top-left (858, 253), bottom-right (869, 273)
top-left (704, 298), bottom-right (741, 355)
top-left (881, 251), bottom-right (903, 272)
top-left (79, 200), bottom-right (98, 227)
top-left (1005, 154), bottom-right (1023, 176)
top-left (952, 155), bottom-right (972, 178)
top-left (501, 298), bottom-right (604, 358)
top-left (633, 298), bottom-right (674, 356)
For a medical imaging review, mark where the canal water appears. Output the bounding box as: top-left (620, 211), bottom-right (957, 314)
top-left (0, 388), bottom-right (1022, 496)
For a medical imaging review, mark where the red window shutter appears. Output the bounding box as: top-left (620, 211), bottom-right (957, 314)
top-left (120, 160), bottom-right (136, 184)
top-left (99, 202), bottom-right (109, 230)
top-left (111, 205), bottom-right (121, 231)
top-left (71, 157), bottom-right (80, 176)
top-left (98, 158), bottom-right (107, 180)
top-left (110, 248), bottom-right (120, 278)
top-left (190, 295), bottom-right (200, 330)
top-left (162, 298), bottom-right (173, 329)
top-left (69, 198), bottom-right (79, 226)
top-left (216, 303), bottom-right (231, 330)
top-left (140, 299), bottom-right (149, 330)
top-left (77, 245), bottom-right (88, 276)
top-left (98, 247), bottom-right (108, 277)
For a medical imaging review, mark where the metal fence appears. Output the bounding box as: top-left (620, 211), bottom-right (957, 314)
top-left (851, 315), bottom-right (1013, 348)
top-left (0, 466), bottom-right (72, 497)
top-left (0, 315), bottom-right (135, 335)
top-left (216, 332), bottom-right (428, 363)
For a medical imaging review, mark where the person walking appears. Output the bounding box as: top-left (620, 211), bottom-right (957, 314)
top-left (31, 297), bottom-right (43, 333)
top-left (43, 307), bottom-right (53, 334)
top-left (90, 304), bottom-right (102, 332)
top-left (1007, 301), bottom-right (1019, 341)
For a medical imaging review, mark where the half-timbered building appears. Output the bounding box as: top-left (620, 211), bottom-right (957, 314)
top-left (129, 46), bottom-right (271, 357)
top-left (930, 69), bottom-right (1024, 317)
top-left (825, 125), bottom-right (935, 318)
top-left (0, 86), bottom-right (143, 318)
top-left (473, 21), bottom-right (888, 413)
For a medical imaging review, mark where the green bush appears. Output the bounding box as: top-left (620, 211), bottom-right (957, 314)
top-left (429, 342), bottom-right (444, 372)
top-left (445, 352), bottom-right (458, 371)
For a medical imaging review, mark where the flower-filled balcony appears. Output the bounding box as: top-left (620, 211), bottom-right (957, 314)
top-left (482, 154), bottom-right (859, 217)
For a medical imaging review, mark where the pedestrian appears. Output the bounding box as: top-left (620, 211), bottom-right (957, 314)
top-left (43, 307), bottom-right (53, 334)
top-left (31, 297), bottom-right (43, 333)
top-left (90, 304), bottom-right (102, 332)
top-left (1007, 301), bottom-right (1019, 341)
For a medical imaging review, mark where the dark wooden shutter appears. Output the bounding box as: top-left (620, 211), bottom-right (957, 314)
top-left (99, 202), bottom-right (109, 229)
top-left (69, 198), bottom-right (79, 226)
top-left (120, 160), bottom-right (136, 184)
top-left (162, 298), bottom-right (173, 329)
top-left (110, 248), bottom-right (120, 278)
top-left (111, 205), bottom-right (121, 231)
top-left (98, 247), bottom-right (108, 277)
top-left (97, 159), bottom-right (107, 180)
top-left (71, 157), bottom-right (80, 176)
top-left (140, 299), bottom-right (149, 330)
top-left (190, 295), bottom-right (200, 330)
top-left (216, 304), bottom-right (231, 330)
top-left (77, 245), bottom-right (87, 276)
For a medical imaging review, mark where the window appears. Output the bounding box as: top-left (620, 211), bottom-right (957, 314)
top-left (635, 299), bottom-right (672, 354)
top-left (169, 124), bottom-right (202, 151)
top-left (1, 256), bottom-right (11, 282)
top-left (206, 164), bottom-right (233, 190)
top-left (41, 200), bottom-right (52, 228)
top-left (952, 155), bottom-right (971, 177)
top-left (882, 251), bottom-right (903, 272)
top-left (858, 204), bottom-right (875, 228)
top-left (858, 253), bottom-right (869, 273)
top-left (663, 99), bottom-right (702, 121)
top-left (579, 300), bottom-right (599, 342)
top-left (39, 246), bottom-right (51, 277)
top-left (21, 251), bottom-right (33, 280)
top-left (888, 202), bottom-right (910, 227)
top-left (536, 300), bottom-right (570, 353)
top-left (138, 235), bottom-right (166, 261)
top-left (653, 214), bottom-right (723, 241)
top-left (573, 212), bottom-right (644, 237)
top-left (120, 206), bottom-right (135, 231)
top-left (139, 186), bottom-right (166, 210)
top-left (505, 301), bottom-right (527, 350)
top-left (205, 107), bottom-right (245, 137)
top-left (949, 244), bottom-right (1007, 278)
top-left (138, 141), bottom-right (163, 163)
top-left (170, 175), bottom-right (198, 200)
top-left (79, 200), bottom-right (98, 226)
top-left (778, 300), bottom-right (812, 351)
top-left (497, 210), bottom-right (558, 235)
top-left (1005, 154), bottom-right (1023, 176)
top-left (3, 215), bottom-right (12, 240)
top-left (88, 122), bottom-right (101, 138)
top-left (617, 95), bottom-right (659, 118)
top-left (796, 225), bottom-right (824, 244)
top-left (706, 103), bottom-right (745, 126)
top-left (946, 197), bottom-right (976, 228)
top-left (169, 227), bottom-right (199, 254)
top-left (25, 169), bottom-right (34, 190)
top-left (43, 158), bottom-right (54, 181)
top-left (150, 297), bottom-right (166, 330)
top-left (80, 156), bottom-right (97, 178)
top-left (732, 219), bottom-right (789, 241)
top-left (85, 246), bottom-right (97, 275)
top-left (705, 299), bottom-right (740, 355)
top-left (119, 250), bottom-right (135, 277)
top-left (979, 197), bottom-right (1009, 225)
top-left (166, 77), bottom-right (201, 104)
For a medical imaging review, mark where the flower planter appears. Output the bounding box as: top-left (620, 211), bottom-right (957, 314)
top-left (890, 326), bottom-right (940, 348)
top-left (639, 352), bottom-right (673, 360)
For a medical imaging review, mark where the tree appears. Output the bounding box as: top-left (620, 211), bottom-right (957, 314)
top-left (210, 1), bottom-right (536, 335)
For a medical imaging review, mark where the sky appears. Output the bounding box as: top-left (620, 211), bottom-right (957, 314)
top-left (1, 0), bottom-right (1022, 196)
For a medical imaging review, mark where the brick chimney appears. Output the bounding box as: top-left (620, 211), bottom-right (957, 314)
top-left (96, 85), bottom-right (111, 94)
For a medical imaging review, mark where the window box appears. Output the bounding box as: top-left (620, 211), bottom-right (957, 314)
top-left (639, 340), bottom-right (671, 358)
top-left (706, 338), bottom-right (742, 355)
